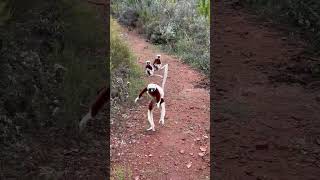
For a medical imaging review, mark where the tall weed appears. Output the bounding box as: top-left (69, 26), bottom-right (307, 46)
top-left (110, 18), bottom-right (144, 103)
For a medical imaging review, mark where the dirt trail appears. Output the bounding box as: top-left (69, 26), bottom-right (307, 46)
top-left (213, 1), bottom-right (320, 179)
top-left (111, 28), bottom-right (210, 179)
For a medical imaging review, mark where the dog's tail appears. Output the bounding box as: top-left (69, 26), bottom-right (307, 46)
top-left (79, 111), bottom-right (92, 131)
top-left (161, 64), bottom-right (168, 90)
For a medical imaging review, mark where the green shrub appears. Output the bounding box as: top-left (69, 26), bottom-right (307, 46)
top-left (111, 18), bottom-right (135, 69)
top-left (241, 0), bottom-right (320, 53)
top-left (0, 0), bottom-right (11, 26)
top-left (111, 0), bottom-right (210, 75)
top-left (110, 18), bottom-right (144, 103)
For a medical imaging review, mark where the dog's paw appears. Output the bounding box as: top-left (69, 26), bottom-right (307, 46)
top-left (159, 119), bottom-right (164, 125)
top-left (146, 126), bottom-right (156, 131)
top-left (134, 97), bottom-right (139, 103)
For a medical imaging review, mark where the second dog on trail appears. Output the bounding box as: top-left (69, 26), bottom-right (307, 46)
top-left (145, 60), bottom-right (163, 78)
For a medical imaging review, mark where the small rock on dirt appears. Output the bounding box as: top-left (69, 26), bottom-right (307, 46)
top-left (198, 152), bottom-right (205, 157)
top-left (242, 89), bottom-right (256, 96)
top-left (245, 170), bottom-right (253, 176)
top-left (186, 162), bottom-right (192, 168)
top-left (135, 176), bottom-right (140, 180)
top-left (200, 146), bottom-right (207, 152)
top-left (225, 27), bottom-right (233, 32)
top-left (255, 142), bottom-right (269, 150)
top-left (315, 138), bottom-right (320, 146)
top-left (180, 150), bottom-right (185, 154)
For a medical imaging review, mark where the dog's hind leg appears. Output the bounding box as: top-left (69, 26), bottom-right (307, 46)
top-left (146, 100), bottom-right (155, 131)
top-left (150, 110), bottom-right (155, 131)
top-left (159, 102), bottom-right (165, 125)
top-left (160, 64), bottom-right (168, 90)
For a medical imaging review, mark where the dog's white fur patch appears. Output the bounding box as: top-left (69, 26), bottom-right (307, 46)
top-left (160, 102), bottom-right (165, 125)
top-left (79, 110), bottom-right (92, 131)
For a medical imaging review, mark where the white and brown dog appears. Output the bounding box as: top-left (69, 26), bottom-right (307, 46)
top-left (153, 54), bottom-right (162, 70)
top-left (135, 83), bottom-right (165, 131)
top-left (145, 60), bottom-right (154, 76)
top-left (145, 60), bottom-right (163, 78)
top-left (79, 86), bottom-right (109, 131)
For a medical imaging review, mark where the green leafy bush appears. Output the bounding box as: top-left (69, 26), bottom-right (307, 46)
top-left (241, 0), bottom-right (320, 52)
top-left (0, 0), bottom-right (11, 26)
top-left (110, 18), bottom-right (144, 103)
top-left (111, 0), bottom-right (210, 75)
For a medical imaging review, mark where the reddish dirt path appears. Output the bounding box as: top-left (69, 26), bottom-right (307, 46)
top-left (111, 28), bottom-right (210, 179)
top-left (213, 1), bottom-right (320, 179)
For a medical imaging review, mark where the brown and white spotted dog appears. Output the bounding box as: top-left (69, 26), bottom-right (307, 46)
top-left (79, 86), bottom-right (109, 131)
top-left (145, 60), bottom-right (163, 78)
top-left (153, 54), bottom-right (162, 71)
top-left (145, 60), bottom-right (154, 76)
top-left (135, 83), bottom-right (165, 131)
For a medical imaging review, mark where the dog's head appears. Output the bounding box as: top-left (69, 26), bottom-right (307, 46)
top-left (147, 83), bottom-right (157, 92)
